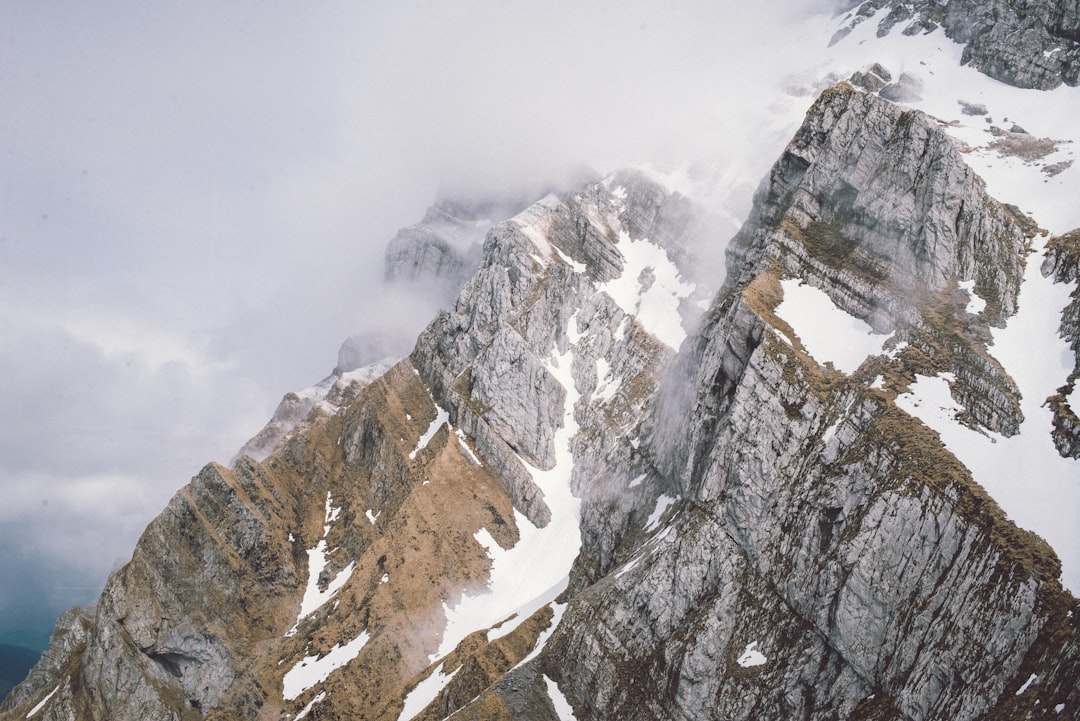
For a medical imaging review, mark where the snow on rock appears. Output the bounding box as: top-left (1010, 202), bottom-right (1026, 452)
top-left (599, 231), bottom-right (694, 350)
top-left (512, 194), bottom-right (563, 265)
top-left (593, 357), bottom-right (620, 404)
top-left (736, 641), bottom-right (768, 668)
top-left (486, 580), bottom-right (566, 643)
top-left (397, 663), bottom-right (459, 721)
top-left (775, 280), bottom-right (886, 374)
top-left (286, 492), bottom-right (355, 635)
top-left (819, 4), bottom-right (1080, 236)
top-left (282, 631), bottom-right (371, 701)
top-left (454, 427), bottom-right (483, 466)
top-left (644, 494), bottom-right (678, 532)
top-left (434, 324), bottom-right (583, 660)
top-left (512, 601), bottom-right (568, 672)
top-left (409, 403), bottom-right (450, 460)
top-left (958, 280), bottom-right (987, 315)
top-left (25, 685), bottom-right (59, 719)
top-left (1015, 672), bottom-right (1038, 696)
top-left (293, 691), bottom-right (326, 720)
top-left (896, 239), bottom-right (1080, 593)
top-left (544, 675), bottom-right (578, 721)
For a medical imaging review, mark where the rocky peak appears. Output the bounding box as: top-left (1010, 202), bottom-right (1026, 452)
top-left (716, 83), bottom-right (1029, 441)
top-left (3, 84), bottom-right (1077, 721)
top-left (835, 0), bottom-right (1080, 90)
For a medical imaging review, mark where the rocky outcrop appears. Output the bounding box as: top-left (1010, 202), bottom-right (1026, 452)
top-left (721, 83), bottom-right (1028, 435)
top-left (1042, 229), bottom-right (1080, 458)
top-left (4, 87), bottom-right (1077, 721)
top-left (836, 0), bottom-right (1080, 90)
top-left (383, 201), bottom-right (488, 295)
top-left (232, 361), bottom-right (394, 463)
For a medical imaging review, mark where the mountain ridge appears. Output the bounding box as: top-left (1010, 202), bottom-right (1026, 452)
top-left (3, 80), bottom-right (1077, 720)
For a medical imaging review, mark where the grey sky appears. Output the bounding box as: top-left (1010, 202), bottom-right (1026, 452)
top-left (0, 0), bottom-right (825, 649)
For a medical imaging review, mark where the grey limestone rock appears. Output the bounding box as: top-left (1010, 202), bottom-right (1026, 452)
top-left (527, 86), bottom-right (1077, 721)
top-left (383, 202), bottom-right (489, 294)
top-left (720, 83), bottom-right (1028, 436)
top-left (1042, 229), bottom-right (1080, 458)
top-left (840, 0), bottom-right (1080, 90)
top-left (849, 62), bottom-right (893, 92)
top-left (6, 85), bottom-right (1078, 721)
top-left (879, 71), bottom-right (924, 102)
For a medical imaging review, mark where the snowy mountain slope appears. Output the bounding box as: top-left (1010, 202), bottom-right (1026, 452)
top-left (3, 4), bottom-right (1080, 721)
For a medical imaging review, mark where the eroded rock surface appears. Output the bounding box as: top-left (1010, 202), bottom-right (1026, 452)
top-left (838, 0), bottom-right (1080, 90)
top-left (1042, 229), bottom-right (1080, 458)
top-left (4, 86), bottom-right (1077, 721)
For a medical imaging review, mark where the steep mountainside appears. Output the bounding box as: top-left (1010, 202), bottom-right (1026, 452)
top-left (835, 0), bottom-right (1080, 89)
top-left (3, 82), bottom-right (1077, 721)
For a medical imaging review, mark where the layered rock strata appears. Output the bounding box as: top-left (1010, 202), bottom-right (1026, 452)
top-left (3, 85), bottom-right (1077, 721)
top-left (1042, 229), bottom-right (1080, 458)
top-left (836, 0), bottom-right (1080, 90)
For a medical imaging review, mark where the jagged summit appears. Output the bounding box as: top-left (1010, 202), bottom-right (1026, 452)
top-left (4, 83), bottom-right (1077, 721)
top-left (833, 0), bottom-right (1080, 90)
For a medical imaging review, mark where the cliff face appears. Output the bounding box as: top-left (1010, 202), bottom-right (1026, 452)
top-left (3, 86), bottom-right (1078, 721)
top-left (1042, 230), bottom-right (1080, 458)
top-left (837, 0), bottom-right (1080, 90)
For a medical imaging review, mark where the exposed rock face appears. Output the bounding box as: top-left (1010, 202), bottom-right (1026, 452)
top-left (4, 86), bottom-right (1077, 721)
top-left (1042, 229), bottom-right (1080, 458)
top-left (383, 201), bottom-right (489, 294)
top-left (233, 362), bottom-right (394, 463)
top-left (838, 0), bottom-right (1080, 90)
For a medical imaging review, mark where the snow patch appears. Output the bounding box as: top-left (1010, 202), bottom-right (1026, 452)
top-left (410, 403), bottom-right (450, 460)
top-left (599, 231), bottom-right (694, 349)
top-left (1016, 673), bottom-right (1038, 696)
top-left (511, 601), bottom-right (568, 671)
top-left (287, 492), bottom-right (355, 636)
top-left (821, 420), bottom-right (841, 444)
top-left (776, 280), bottom-right (885, 374)
top-left (397, 663), bottom-right (459, 721)
top-left (26, 685), bottom-right (59, 719)
top-left (455, 428), bottom-right (483, 466)
top-left (628, 473), bottom-right (646, 488)
top-left (614, 555), bottom-right (642, 579)
top-left (282, 631), bottom-right (370, 701)
top-left (544, 675), bottom-right (577, 721)
top-left (366, 509), bottom-right (377, 524)
top-left (593, 358), bottom-right (620, 403)
top-left (552, 244), bottom-right (587, 274)
top-left (645, 494), bottom-right (677, 532)
top-left (959, 280), bottom-right (987, 315)
top-left (736, 641), bottom-right (768, 668)
top-left (434, 318), bottom-right (582, 660)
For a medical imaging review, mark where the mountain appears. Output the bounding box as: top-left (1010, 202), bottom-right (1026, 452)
top-left (833, 0), bottom-right (1080, 90)
top-left (3, 6), bottom-right (1079, 721)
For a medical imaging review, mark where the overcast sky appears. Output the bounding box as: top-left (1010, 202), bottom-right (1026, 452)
top-left (0, 1), bottom-right (841, 650)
